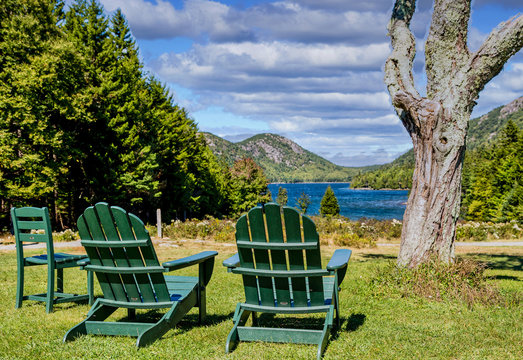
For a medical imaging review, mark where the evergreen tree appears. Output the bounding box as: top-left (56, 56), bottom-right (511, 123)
top-left (296, 192), bottom-right (311, 214)
top-left (228, 158), bottom-right (271, 215)
top-left (320, 185), bottom-right (340, 216)
top-left (276, 187), bottom-right (288, 206)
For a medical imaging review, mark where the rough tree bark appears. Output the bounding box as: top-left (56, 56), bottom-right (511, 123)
top-left (384, 0), bottom-right (523, 267)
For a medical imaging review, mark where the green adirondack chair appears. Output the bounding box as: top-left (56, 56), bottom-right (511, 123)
top-left (63, 202), bottom-right (218, 347)
top-left (223, 203), bottom-right (352, 359)
top-left (11, 206), bottom-right (92, 313)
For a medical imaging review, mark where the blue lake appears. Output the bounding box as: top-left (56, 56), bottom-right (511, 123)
top-left (267, 183), bottom-right (409, 220)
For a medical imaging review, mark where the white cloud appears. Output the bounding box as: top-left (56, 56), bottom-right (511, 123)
top-left (99, 0), bottom-right (523, 166)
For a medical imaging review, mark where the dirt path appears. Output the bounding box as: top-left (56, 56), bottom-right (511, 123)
top-left (1, 239), bottom-right (522, 252)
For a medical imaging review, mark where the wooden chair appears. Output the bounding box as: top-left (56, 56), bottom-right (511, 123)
top-left (63, 202), bottom-right (218, 347)
top-left (223, 203), bottom-right (352, 359)
top-left (11, 206), bottom-right (92, 313)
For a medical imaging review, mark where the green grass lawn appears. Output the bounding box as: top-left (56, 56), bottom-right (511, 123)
top-left (0, 244), bottom-right (521, 359)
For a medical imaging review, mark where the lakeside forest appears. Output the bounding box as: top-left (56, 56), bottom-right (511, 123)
top-left (350, 103), bottom-right (523, 223)
top-left (1, 0), bottom-right (521, 230)
top-left (0, 0), bottom-right (272, 229)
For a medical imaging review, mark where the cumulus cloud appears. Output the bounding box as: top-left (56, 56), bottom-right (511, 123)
top-left (472, 62), bottom-right (523, 116)
top-left (99, 0), bottom-right (522, 166)
top-left (101, 0), bottom-right (254, 41)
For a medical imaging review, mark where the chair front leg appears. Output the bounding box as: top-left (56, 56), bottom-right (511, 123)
top-left (15, 262), bottom-right (24, 309)
top-left (57, 268), bottom-right (64, 293)
top-left (46, 263), bottom-right (55, 313)
top-left (198, 262), bottom-right (207, 323)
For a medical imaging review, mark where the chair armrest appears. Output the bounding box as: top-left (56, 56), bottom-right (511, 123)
top-left (222, 253), bottom-right (240, 272)
top-left (77, 258), bottom-right (91, 269)
top-left (162, 250), bottom-right (218, 271)
top-left (326, 249), bottom-right (352, 271)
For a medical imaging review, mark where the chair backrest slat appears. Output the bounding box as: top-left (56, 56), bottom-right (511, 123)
top-left (235, 204), bottom-right (325, 309)
top-left (265, 204), bottom-right (291, 307)
top-left (236, 215), bottom-right (259, 305)
top-left (95, 204), bottom-right (142, 303)
top-left (283, 207), bottom-right (308, 307)
top-left (77, 215), bottom-right (116, 300)
top-left (248, 207), bottom-right (274, 307)
top-left (11, 207), bottom-right (54, 263)
top-left (78, 203), bottom-right (170, 304)
top-left (128, 213), bottom-right (170, 302)
top-left (111, 209), bottom-right (157, 302)
top-left (81, 206), bottom-right (127, 301)
top-left (303, 216), bottom-right (324, 306)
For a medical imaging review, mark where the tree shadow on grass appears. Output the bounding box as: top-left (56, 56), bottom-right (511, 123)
top-left (360, 254), bottom-right (397, 261)
top-left (489, 275), bottom-right (520, 281)
top-left (464, 253), bottom-right (523, 271)
top-left (114, 310), bottom-right (234, 331)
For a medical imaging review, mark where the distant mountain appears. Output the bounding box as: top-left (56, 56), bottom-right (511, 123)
top-left (202, 132), bottom-right (377, 182)
top-left (350, 96), bottom-right (523, 189)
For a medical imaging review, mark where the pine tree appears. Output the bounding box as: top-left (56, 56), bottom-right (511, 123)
top-left (320, 186), bottom-right (340, 216)
top-left (276, 187), bottom-right (288, 206)
top-left (297, 192), bottom-right (311, 214)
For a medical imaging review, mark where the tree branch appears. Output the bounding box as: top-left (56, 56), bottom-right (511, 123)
top-left (466, 14), bottom-right (523, 104)
top-left (384, 0), bottom-right (422, 133)
top-left (425, 0), bottom-right (471, 97)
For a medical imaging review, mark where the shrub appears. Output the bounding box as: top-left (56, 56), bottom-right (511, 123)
top-left (372, 258), bottom-right (515, 308)
top-left (53, 229), bottom-right (79, 242)
top-left (296, 192), bottom-right (311, 214)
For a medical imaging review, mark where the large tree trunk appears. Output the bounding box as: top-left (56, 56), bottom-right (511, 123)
top-left (398, 103), bottom-right (468, 266)
top-left (384, 0), bottom-right (523, 267)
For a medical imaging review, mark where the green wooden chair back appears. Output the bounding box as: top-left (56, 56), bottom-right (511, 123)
top-left (77, 202), bottom-right (170, 304)
top-left (11, 207), bottom-right (55, 261)
top-left (235, 203), bottom-right (325, 307)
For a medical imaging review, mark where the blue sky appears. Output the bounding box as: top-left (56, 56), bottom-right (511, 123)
top-left (96, 0), bottom-right (523, 166)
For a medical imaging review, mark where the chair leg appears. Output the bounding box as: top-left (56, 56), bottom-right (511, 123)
top-left (317, 307), bottom-right (334, 360)
top-left (15, 263), bottom-right (24, 309)
top-left (128, 309), bottom-right (136, 320)
top-left (46, 265), bottom-right (55, 313)
top-left (225, 304), bottom-right (251, 354)
top-left (87, 270), bottom-right (94, 305)
top-left (198, 285), bottom-right (206, 324)
top-left (57, 268), bottom-right (64, 293)
top-left (63, 301), bottom-right (116, 343)
top-left (137, 292), bottom-right (196, 348)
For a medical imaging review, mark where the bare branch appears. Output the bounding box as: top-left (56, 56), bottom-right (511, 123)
top-left (384, 0), bottom-right (422, 133)
top-left (466, 14), bottom-right (523, 103)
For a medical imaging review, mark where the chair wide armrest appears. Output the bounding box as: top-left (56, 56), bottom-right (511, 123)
top-left (326, 249), bottom-right (352, 271)
top-left (77, 258), bottom-right (91, 269)
top-left (162, 250), bottom-right (218, 271)
top-left (222, 253), bottom-right (240, 272)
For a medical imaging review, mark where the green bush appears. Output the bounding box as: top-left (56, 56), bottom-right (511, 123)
top-left (53, 229), bottom-right (79, 242)
top-left (319, 185), bottom-right (340, 216)
top-left (372, 258), bottom-right (516, 308)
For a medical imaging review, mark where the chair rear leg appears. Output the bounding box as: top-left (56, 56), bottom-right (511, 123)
top-left (57, 268), bottom-right (64, 293)
top-left (63, 301), bottom-right (116, 343)
top-left (46, 265), bottom-right (55, 313)
top-left (15, 264), bottom-right (24, 309)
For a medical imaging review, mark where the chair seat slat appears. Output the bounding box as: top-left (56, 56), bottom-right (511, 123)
top-left (236, 241), bottom-right (317, 250)
top-left (85, 265), bottom-right (165, 274)
top-left (81, 239), bottom-right (150, 248)
top-left (231, 268), bottom-right (330, 277)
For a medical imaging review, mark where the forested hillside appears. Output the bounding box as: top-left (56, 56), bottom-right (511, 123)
top-left (351, 97), bottom-right (523, 190)
top-left (203, 132), bottom-right (376, 182)
top-left (0, 0), bottom-right (269, 229)
top-left (350, 97), bottom-right (523, 222)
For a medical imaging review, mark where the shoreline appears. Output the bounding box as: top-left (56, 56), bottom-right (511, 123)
top-left (269, 182), bottom-right (408, 191)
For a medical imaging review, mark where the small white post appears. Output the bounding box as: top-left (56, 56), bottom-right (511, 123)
top-left (156, 208), bottom-right (162, 238)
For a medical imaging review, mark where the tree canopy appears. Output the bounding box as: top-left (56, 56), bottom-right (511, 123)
top-left (0, 0), bottom-right (268, 229)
